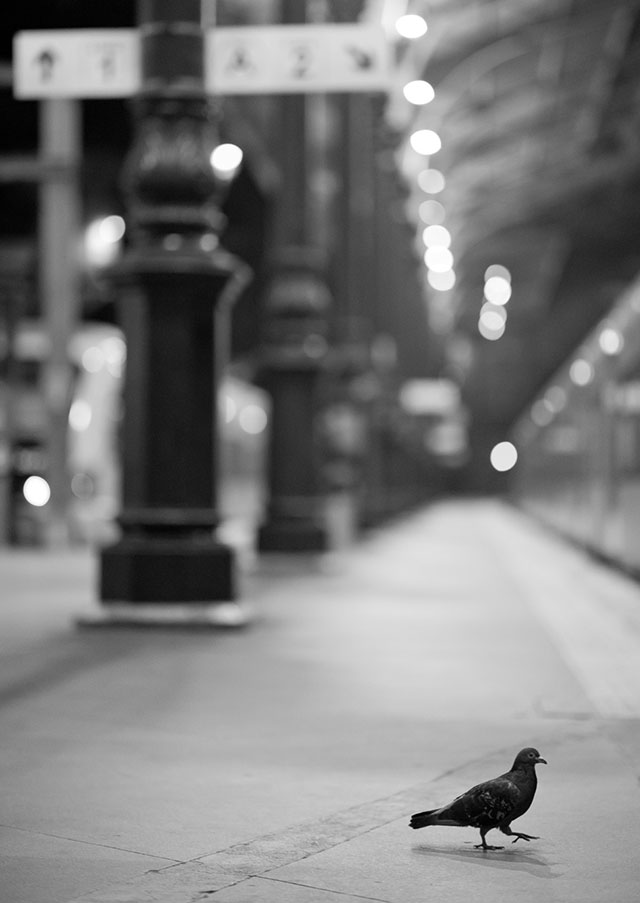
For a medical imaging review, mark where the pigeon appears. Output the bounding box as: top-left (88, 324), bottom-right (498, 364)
top-left (409, 747), bottom-right (547, 850)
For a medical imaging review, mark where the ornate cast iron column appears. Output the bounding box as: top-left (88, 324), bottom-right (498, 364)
top-left (257, 0), bottom-right (334, 553)
top-left (97, 0), bottom-right (249, 621)
top-left (257, 247), bottom-right (332, 552)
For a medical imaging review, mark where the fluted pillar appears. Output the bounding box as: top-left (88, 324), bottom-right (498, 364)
top-left (96, 0), bottom-right (249, 620)
top-left (256, 0), bottom-right (335, 553)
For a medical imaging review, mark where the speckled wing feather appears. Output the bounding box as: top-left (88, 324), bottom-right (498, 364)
top-left (439, 776), bottom-right (522, 827)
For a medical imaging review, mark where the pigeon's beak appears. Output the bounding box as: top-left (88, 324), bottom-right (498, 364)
top-left (536, 756), bottom-right (547, 765)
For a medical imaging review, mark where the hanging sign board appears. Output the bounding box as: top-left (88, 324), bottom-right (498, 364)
top-left (14, 24), bottom-right (390, 98)
top-left (206, 24), bottom-right (391, 95)
top-left (13, 29), bottom-right (140, 99)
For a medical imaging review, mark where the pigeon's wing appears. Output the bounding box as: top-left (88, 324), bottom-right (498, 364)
top-left (442, 776), bottom-right (521, 828)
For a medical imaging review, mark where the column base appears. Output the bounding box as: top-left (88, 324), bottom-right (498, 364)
top-left (257, 519), bottom-right (329, 553)
top-left (98, 536), bottom-right (237, 604)
top-left (77, 600), bottom-right (250, 630)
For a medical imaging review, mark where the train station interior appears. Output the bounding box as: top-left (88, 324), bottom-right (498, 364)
top-left (1, 2), bottom-right (640, 902)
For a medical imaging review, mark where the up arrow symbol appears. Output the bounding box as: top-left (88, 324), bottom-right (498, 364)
top-left (35, 48), bottom-right (58, 82)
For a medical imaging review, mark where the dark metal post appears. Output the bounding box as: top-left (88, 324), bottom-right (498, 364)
top-left (96, 0), bottom-right (249, 623)
top-left (256, 0), bottom-right (334, 553)
top-left (257, 247), bottom-right (332, 552)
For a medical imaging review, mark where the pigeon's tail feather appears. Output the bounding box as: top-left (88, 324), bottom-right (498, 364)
top-left (410, 805), bottom-right (466, 829)
top-left (409, 808), bottom-right (440, 829)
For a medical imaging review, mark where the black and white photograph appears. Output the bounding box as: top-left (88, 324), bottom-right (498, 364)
top-left (1, 2), bottom-right (640, 901)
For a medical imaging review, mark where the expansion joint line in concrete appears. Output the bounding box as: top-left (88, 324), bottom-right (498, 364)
top-left (69, 738), bottom-right (551, 902)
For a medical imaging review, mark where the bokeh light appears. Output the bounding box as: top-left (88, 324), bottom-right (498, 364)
top-left (424, 246), bottom-right (454, 273)
top-left (81, 346), bottom-right (105, 373)
top-left (410, 129), bottom-right (442, 156)
top-left (210, 143), bottom-right (243, 179)
top-left (484, 276), bottom-right (512, 305)
top-left (68, 399), bottom-right (92, 432)
top-left (484, 264), bottom-right (511, 283)
top-left (478, 315), bottom-right (506, 341)
top-left (531, 399), bottom-right (554, 426)
top-left (417, 168), bottom-right (445, 194)
top-left (84, 215), bottom-right (125, 268)
top-left (422, 225), bottom-right (451, 248)
top-left (480, 301), bottom-right (507, 324)
top-left (403, 79), bottom-right (434, 105)
top-left (569, 358), bottom-right (594, 386)
top-left (427, 269), bottom-right (456, 291)
top-left (599, 326), bottom-right (623, 355)
top-left (490, 441), bottom-right (518, 472)
top-left (395, 15), bottom-right (428, 39)
top-left (23, 475), bottom-right (51, 507)
top-left (418, 200), bottom-right (446, 225)
top-left (238, 404), bottom-right (268, 435)
top-left (544, 385), bottom-right (567, 413)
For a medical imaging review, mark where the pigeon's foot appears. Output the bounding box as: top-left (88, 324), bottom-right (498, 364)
top-left (511, 833), bottom-right (539, 844)
top-left (474, 843), bottom-right (504, 851)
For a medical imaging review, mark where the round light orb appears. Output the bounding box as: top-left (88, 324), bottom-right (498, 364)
top-left (418, 200), bottom-right (446, 225)
top-left (68, 399), bottom-right (92, 432)
top-left (544, 385), bottom-right (567, 412)
top-left (484, 264), bottom-right (511, 283)
top-left (479, 309), bottom-right (506, 331)
top-left (238, 404), bottom-right (268, 435)
top-left (480, 301), bottom-right (507, 324)
top-left (422, 224), bottom-right (451, 248)
top-left (484, 276), bottom-right (512, 305)
top-left (531, 399), bottom-right (554, 427)
top-left (478, 317), bottom-right (506, 341)
top-left (599, 327), bottom-right (623, 356)
top-left (99, 215), bottom-right (125, 243)
top-left (569, 358), bottom-right (594, 386)
top-left (210, 143), bottom-right (243, 178)
top-left (395, 15), bottom-right (428, 39)
top-left (410, 129), bottom-right (442, 156)
top-left (82, 346), bottom-right (105, 373)
top-left (84, 216), bottom-right (125, 268)
top-left (490, 441), bottom-right (518, 472)
top-left (417, 168), bottom-right (445, 194)
top-left (424, 246), bottom-right (454, 273)
top-left (403, 79), bottom-right (434, 105)
top-left (427, 269), bottom-right (456, 291)
top-left (23, 475), bottom-right (51, 507)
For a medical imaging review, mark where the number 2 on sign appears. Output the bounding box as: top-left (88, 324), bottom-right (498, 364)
top-left (290, 44), bottom-right (312, 79)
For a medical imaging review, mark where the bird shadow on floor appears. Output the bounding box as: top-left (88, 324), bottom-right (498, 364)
top-left (411, 842), bottom-right (560, 878)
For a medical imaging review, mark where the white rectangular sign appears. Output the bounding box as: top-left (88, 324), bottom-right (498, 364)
top-left (13, 29), bottom-right (140, 99)
top-left (14, 24), bottom-right (390, 99)
top-left (206, 24), bottom-right (391, 95)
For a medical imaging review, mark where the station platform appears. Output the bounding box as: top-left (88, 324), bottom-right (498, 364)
top-left (1, 498), bottom-right (640, 903)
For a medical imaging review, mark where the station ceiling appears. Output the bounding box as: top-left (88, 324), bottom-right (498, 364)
top-left (382, 0), bottom-right (640, 425)
top-left (3, 0), bottom-right (640, 431)
top-left (226, 0), bottom-right (640, 426)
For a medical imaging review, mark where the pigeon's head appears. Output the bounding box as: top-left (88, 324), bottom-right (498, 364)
top-left (514, 747), bottom-right (547, 768)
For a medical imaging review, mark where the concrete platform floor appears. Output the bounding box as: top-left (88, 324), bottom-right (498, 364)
top-left (1, 498), bottom-right (640, 902)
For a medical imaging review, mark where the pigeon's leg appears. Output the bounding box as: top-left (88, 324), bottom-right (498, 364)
top-left (474, 828), bottom-right (504, 851)
top-left (500, 825), bottom-right (539, 844)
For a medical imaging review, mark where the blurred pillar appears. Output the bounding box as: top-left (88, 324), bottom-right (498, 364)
top-left (361, 127), bottom-right (418, 522)
top-left (97, 0), bottom-right (249, 617)
top-left (0, 247), bottom-right (28, 544)
top-left (326, 89), bottom-right (377, 517)
top-left (39, 99), bottom-right (82, 544)
top-left (328, 0), bottom-right (371, 354)
top-left (332, 94), bottom-right (375, 349)
top-left (257, 0), bottom-right (334, 553)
